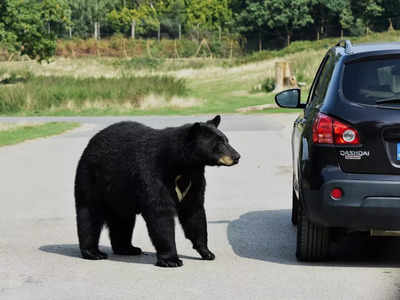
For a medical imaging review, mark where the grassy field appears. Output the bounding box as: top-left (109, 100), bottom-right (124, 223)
top-left (0, 122), bottom-right (80, 147)
top-left (0, 72), bottom-right (187, 114)
top-left (1, 30), bottom-right (400, 115)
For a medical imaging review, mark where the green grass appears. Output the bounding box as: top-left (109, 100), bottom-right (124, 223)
top-left (0, 122), bottom-right (80, 147)
top-left (0, 73), bottom-right (187, 114)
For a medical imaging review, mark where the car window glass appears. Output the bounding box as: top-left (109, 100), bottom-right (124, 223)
top-left (310, 54), bottom-right (335, 105)
top-left (343, 58), bottom-right (400, 105)
top-left (306, 54), bottom-right (329, 106)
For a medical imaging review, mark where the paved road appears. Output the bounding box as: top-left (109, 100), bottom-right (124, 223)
top-left (0, 114), bottom-right (399, 300)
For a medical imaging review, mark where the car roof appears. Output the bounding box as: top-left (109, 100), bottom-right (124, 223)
top-left (334, 41), bottom-right (400, 62)
top-left (351, 42), bottom-right (400, 54)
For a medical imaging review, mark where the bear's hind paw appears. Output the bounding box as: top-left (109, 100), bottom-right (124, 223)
top-left (156, 257), bottom-right (183, 268)
top-left (81, 249), bottom-right (108, 260)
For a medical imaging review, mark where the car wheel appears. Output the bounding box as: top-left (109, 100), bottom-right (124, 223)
top-left (296, 210), bottom-right (330, 261)
top-left (291, 189), bottom-right (298, 226)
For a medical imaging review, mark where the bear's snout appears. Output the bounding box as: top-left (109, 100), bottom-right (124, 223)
top-left (232, 153), bottom-right (241, 164)
top-left (218, 152), bottom-right (240, 166)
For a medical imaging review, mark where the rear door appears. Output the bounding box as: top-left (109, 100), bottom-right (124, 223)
top-left (335, 54), bottom-right (400, 175)
top-left (292, 53), bottom-right (331, 195)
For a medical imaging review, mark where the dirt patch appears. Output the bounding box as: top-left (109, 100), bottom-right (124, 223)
top-left (236, 103), bottom-right (278, 112)
top-left (137, 94), bottom-right (202, 110)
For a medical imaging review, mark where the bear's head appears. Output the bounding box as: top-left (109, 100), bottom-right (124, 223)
top-left (188, 115), bottom-right (241, 167)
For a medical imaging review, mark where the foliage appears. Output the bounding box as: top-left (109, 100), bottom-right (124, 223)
top-left (0, 0), bottom-right (70, 61)
top-left (262, 78), bottom-right (275, 92)
top-left (185, 0), bottom-right (232, 31)
top-left (0, 0), bottom-right (399, 61)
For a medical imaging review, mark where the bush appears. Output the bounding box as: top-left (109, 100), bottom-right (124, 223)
top-left (114, 57), bottom-right (165, 70)
top-left (262, 78), bottom-right (275, 92)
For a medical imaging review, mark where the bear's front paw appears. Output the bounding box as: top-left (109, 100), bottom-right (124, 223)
top-left (81, 249), bottom-right (108, 260)
top-left (156, 256), bottom-right (183, 268)
top-left (113, 245), bottom-right (142, 256)
top-left (196, 248), bottom-right (215, 260)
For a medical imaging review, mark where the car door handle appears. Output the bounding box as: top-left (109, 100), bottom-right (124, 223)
top-left (297, 119), bottom-right (306, 126)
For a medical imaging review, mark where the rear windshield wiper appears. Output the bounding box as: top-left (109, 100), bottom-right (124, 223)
top-left (376, 98), bottom-right (400, 104)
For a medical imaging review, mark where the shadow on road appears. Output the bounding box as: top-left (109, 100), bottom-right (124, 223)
top-left (39, 244), bottom-right (201, 265)
top-left (227, 209), bottom-right (400, 267)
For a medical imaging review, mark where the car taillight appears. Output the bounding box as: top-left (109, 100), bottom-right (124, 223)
top-left (312, 113), bottom-right (360, 145)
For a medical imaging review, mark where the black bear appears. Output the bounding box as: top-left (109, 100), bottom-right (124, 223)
top-left (74, 116), bottom-right (240, 267)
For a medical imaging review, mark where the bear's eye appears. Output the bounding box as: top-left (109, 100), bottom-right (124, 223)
top-left (213, 141), bottom-right (225, 153)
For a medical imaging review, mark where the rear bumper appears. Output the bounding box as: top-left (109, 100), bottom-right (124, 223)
top-left (303, 176), bottom-right (400, 230)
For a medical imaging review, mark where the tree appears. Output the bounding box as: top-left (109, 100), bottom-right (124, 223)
top-left (185, 0), bottom-right (232, 32)
top-left (236, 1), bottom-right (269, 50)
top-left (0, 0), bottom-right (70, 61)
top-left (107, 1), bottom-right (165, 37)
top-left (310, 0), bottom-right (349, 38)
top-left (264, 0), bottom-right (313, 46)
top-left (350, 0), bottom-right (383, 33)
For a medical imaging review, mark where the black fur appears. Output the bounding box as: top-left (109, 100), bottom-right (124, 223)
top-left (74, 116), bottom-right (240, 267)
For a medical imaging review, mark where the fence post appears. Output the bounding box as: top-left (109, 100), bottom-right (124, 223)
top-left (131, 21), bottom-right (136, 39)
top-left (69, 27), bottom-right (72, 39)
top-left (218, 26), bottom-right (221, 41)
top-left (94, 22), bottom-right (99, 40)
top-left (230, 39), bottom-right (233, 59)
top-left (179, 24), bottom-right (182, 40)
top-left (158, 23), bottom-right (161, 41)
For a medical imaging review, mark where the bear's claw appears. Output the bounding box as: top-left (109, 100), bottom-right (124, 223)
top-left (156, 257), bottom-right (183, 268)
top-left (81, 249), bottom-right (108, 260)
top-left (113, 245), bottom-right (142, 256)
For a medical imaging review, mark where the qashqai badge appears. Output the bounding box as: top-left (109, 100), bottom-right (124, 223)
top-left (339, 150), bottom-right (370, 160)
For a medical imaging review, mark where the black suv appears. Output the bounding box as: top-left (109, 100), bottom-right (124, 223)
top-left (276, 40), bottom-right (400, 261)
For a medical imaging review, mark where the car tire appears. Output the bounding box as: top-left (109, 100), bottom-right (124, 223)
top-left (296, 210), bottom-right (330, 261)
top-left (291, 189), bottom-right (298, 226)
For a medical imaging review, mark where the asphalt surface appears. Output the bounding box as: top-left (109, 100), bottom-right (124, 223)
top-left (0, 114), bottom-right (399, 300)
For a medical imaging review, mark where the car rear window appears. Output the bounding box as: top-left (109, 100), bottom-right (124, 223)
top-left (343, 57), bottom-right (400, 105)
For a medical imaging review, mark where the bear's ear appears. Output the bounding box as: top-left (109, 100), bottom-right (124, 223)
top-left (206, 115), bottom-right (221, 128)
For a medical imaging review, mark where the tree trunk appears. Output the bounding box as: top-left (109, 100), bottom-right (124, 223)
top-left (287, 34), bottom-right (290, 47)
top-left (258, 32), bottom-right (262, 52)
top-left (388, 18), bottom-right (394, 31)
top-left (178, 24), bottom-right (182, 40)
top-left (157, 24), bottom-right (160, 41)
top-left (274, 61), bottom-right (298, 92)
